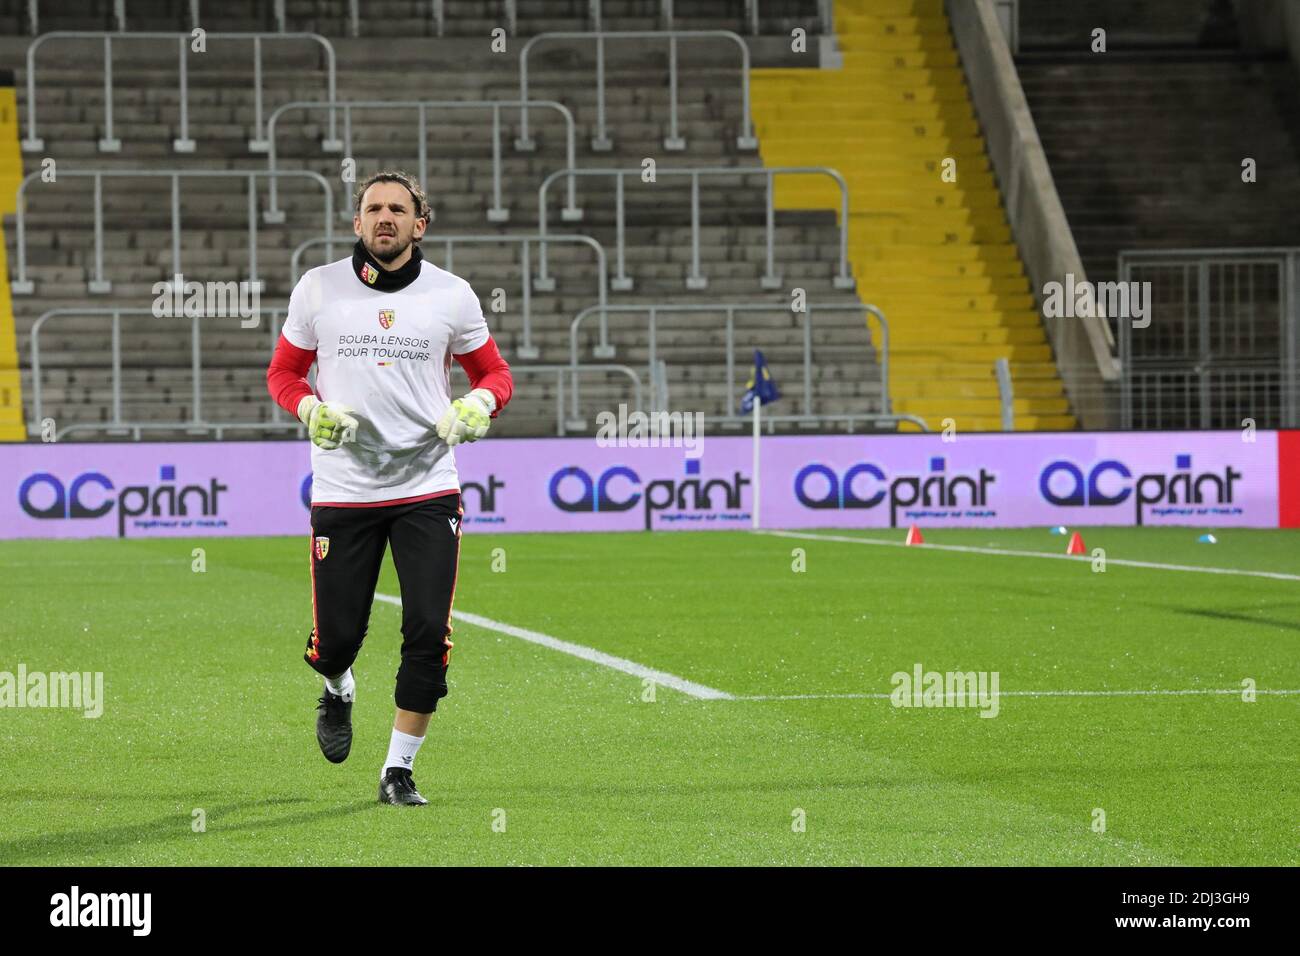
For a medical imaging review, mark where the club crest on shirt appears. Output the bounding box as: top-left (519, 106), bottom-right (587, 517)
top-left (378, 309), bottom-right (395, 329)
top-left (360, 263), bottom-right (379, 285)
top-left (314, 536), bottom-right (330, 560)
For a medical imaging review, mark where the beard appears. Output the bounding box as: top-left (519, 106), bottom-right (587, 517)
top-left (364, 230), bottom-right (411, 265)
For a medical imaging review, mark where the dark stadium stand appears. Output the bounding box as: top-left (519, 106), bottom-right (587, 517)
top-left (1017, 0), bottom-right (1300, 429)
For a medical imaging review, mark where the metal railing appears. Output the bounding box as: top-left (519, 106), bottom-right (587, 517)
top-left (289, 232), bottom-right (611, 360)
top-left (564, 302), bottom-right (908, 431)
top-left (1118, 247), bottom-right (1299, 429)
top-left (434, 1), bottom-right (825, 39)
top-left (11, 168), bottom-right (335, 296)
top-left (536, 165), bottom-right (855, 294)
top-left (994, 0), bottom-right (1020, 54)
top-left (24, 0), bottom-right (830, 39)
top-left (994, 357), bottom-right (1014, 430)
top-left (703, 410), bottom-right (927, 432)
top-left (21, 31), bottom-right (341, 154)
top-left (511, 364), bottom-right (646, 435)
top-left (428, 0), bottom-right (518, 36)
top-left (650, 1), bottom-right (832, 36)
top-left (28, 305), bottom-right (297, 440)
top-left (26, 0), bottom-right (126, 34)
top-left (26, 296), bottom-right (904, 438)
top-left (817, 0), bottom-right (833, 35)
top-left (517, 30), bottom-right (757, 153)
top-left (650, 357), bottom-right (669, 411)
top-left (28, 308), bottom-right (648, 441)
top-left (24, 0), bottom-right (289, 34)
top-left (263, 99), bottom-right (580, 226)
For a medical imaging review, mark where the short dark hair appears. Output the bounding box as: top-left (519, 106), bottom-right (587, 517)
top-left (353, 170), bottom-right (431, 227)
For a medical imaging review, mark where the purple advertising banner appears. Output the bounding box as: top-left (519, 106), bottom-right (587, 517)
top-left (0, 431), bottom-right (1279, 540)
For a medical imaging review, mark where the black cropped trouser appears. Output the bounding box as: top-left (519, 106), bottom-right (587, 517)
top-left (304, 493), bottom-right (462, 713)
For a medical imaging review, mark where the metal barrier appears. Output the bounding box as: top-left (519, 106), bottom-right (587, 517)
top-left (994, 0), bottom-right (1020, 53)
top-left (263, 99), bottom-right (581, 226)
top-left (28, 305), bottom-right (298, 440)
top-left (1118, 247), bottom-right (1300, 429)
top-left (25, 0), bottom-right (128, 33)
top-left (564, 302), bottom-right (900, 430)
top-left (511, 364), bottom-right (646, 435)
top-left (536, 165), bottom-right (855, 293)
top-left (994, 357), bottom-right (1014, 430)
top-left (517, 31), bottom-right (757, 153)
top-left (816, 0), bottom-right (833, 34)
top-left (28, 308), bottom-right (646, 440)
top-left (21, 31), bottom-right (341, 154)
top-left (23, 1), bottom-right (284, 34)
top-left (618, 1), bottom-right (831, 37)
top-left (11, 168), bottom-right (335, 296)
top-left (290, 232), bottom-right (611, 360)
top-left (702, 410), bottom-right (927, 432)
top-left (708, 410), bottom-right (927, 431)
top-left (427, 0), bottom-right (518, 36)
top-left (651, 357), bottom-right (670, 411)
top-left (25, 0), bottom-right (828, 39)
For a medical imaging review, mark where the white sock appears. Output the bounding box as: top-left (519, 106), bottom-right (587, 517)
top-left (324, 668), bottom-right (355, 702)
top-left (382, 729), bottom-right (425, 779)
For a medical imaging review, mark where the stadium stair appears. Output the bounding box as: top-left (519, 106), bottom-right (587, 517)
top-left (3, 6), bottom-right (888, 439)
top-left (749, 0), bottom-right (1075, 431)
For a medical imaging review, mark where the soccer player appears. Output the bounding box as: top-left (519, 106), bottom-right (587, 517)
top-left (266, 171), bottom-right (512, 806)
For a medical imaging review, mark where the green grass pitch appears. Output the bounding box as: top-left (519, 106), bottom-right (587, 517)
top-left (1, 527), bottom-right (1296, 865)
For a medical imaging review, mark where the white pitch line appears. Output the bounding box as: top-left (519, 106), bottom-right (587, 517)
top-left (373, 594), bottom-right (1299, 706)
top-left (373, 593), bottom-right (734, 700)
top-left (731, 688), bottom-right (1300, 702)
top-left (758, 529), bottom-right (1300, 582)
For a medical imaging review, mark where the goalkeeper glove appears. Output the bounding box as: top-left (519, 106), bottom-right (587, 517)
top-left (436, 388), bottom-right (495, 447)
top-left (297, 396), bottom-right (358, 450)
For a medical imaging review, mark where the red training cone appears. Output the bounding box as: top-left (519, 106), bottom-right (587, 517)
top-left (905, 524), bottom-right (924, 546)
top-left (1066, 531), bottom-right (1086, 555)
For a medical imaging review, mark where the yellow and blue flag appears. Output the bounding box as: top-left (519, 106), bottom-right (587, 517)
top-left (739, 349), bottom-right (781, 414)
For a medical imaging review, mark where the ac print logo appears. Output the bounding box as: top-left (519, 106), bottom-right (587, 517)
top-left (314, 536), bottom-right (330, 560)
top-left (361, 262), bottom-right (379, 285)
top-left (378, 309), bottom-right (395, 329)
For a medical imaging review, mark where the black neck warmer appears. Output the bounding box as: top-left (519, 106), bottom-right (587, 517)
top-left (352, 239), bottom-right (424, 292)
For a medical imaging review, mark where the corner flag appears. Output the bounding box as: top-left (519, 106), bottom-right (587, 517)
top-left (739, 350), bottom-right (781, 415)
top-left (741, 350), bottom-right (780, 531)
